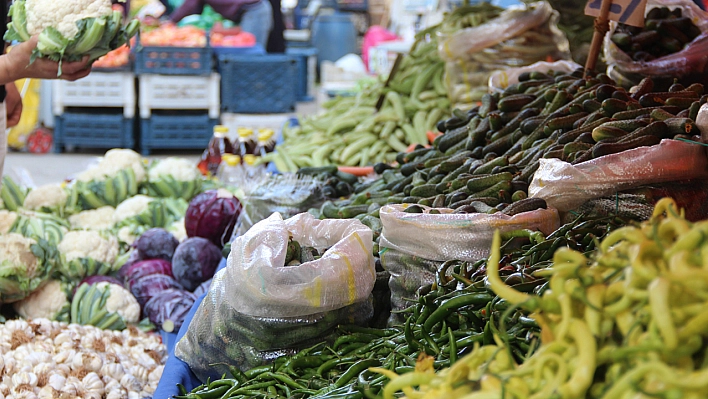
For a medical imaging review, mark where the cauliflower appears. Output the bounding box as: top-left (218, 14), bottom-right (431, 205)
top-left (22, 183), bottom-right (68, 212)
top-left (68, 206), bottom-right (116, 231)
top-left (57, 231), bottom-right (120, 279)
top-left (114, 195), bottom-right (153, 224)
top-left (25, 0), bottom-right (115, 39)
top-left (77, 149), bottom-right (147, 183)
top-left (168, 218), bottom-right (188, 242)
top-left (0, 233), bottom-right (54, 303)
top-left (149, 157), bottom-right (201, 182)
top-left (147, 158), bottom-right (203, 200)
top-left (5, 0), bottom-right (138, 65)
top-left (99, 282), bottom-right (140, 323)
top-left (71, 280), bottom-right (141, 329)
top-left (58, 231), bottom-right (119, 264)
top-left (117, 226), bottom-right (139, 246)
top-left (13, 280), bottom-right (71, 321)
top-left (0, 210), bottom-right (18, 234)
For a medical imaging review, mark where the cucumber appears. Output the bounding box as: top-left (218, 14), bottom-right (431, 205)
top-left (410, 184), bottom-right (438, 198)
top-left (470, 180), bottom-right (512, 199)
top-left (602, 98), bottom-right (628, 115)
top-left (546, 112), bottom-right (589, 131)
top-left (592, 135), bottom-right (662, 159)
top-left (650, 108), bottom-right (676, 121)
top-left (466, 172), bottom-right (513, 192)
top-left (474, 156), bottom-right (508, 175)
top-left (498, 94), bottom-right (536, 112)
top-left (592, 125), bottom-right (630, 142)
top-left (631, 78), bottom-right (654, 100)
top-left (639, 91), bottom-right (698, 107)
top-left (501, 198), bottom-right (547, 216)
top-left (558, 117), bottom-right (611, 144)
top-left (520, 116), bottom-right (545, 135)
top-left (664, 118), bottom-right (697, 135)
top-left (563, 142), bottom-right (593, 157)
top-left (437, 126), bottom-right (470, 153)
top-left (297, 166), bottom-right (338, 176)
top-left (665, 97), bottom-right (695, 108)
top-left (617, 121), bottom-right (669, 143)
top-left (511, 190), bottom-right (527, 202)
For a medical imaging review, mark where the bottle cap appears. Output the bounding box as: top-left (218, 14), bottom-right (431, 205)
top-left (238, 128), bottom-right (254, 138)
top-left (257, 129), bottom-right (274, 142)
top-left (243, 154), bottom-right (258, 166)
top-left (223, 154), bottom-right (241, 166)
top-left (213, 125), bottom-right (229, 134)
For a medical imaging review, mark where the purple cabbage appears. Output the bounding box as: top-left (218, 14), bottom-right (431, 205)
top-left (122, 259), bottom-right (174, 289)
top-left (185, 189), bottom-right (241, 248)
top-left (135, 228), bottom-right (179, 261)
top-left (172, 237), bottom-right (222, 291)
top-left (143, 288), bottom-right (197, 333)
top-left (130, 274), bottom-right (183, 307)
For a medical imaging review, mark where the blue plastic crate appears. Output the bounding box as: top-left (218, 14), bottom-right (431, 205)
top-left (218, 54), bottom-right (298, 114)
top-left (135, 44), bottom-right (214, 75)
top-left (140, 112), bottom-right (218, 155)
top-left (54, 110), bottom-right (135, 153)
top-left (286, 47), bottom-right (318, 102)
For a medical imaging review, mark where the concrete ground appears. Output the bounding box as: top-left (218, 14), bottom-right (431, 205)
top-left (4, 101), bottom-right (322, 187)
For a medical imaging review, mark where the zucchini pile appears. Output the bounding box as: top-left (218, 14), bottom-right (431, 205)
top-left (267, 4), bottom-right (503, 171)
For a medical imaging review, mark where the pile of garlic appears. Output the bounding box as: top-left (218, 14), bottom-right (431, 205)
top-left (0, 318), bottom-right (167, 399)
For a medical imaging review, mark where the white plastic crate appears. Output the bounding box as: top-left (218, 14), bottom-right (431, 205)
top-left (139, 73), bottom-right (220, 119)
top-left (52, 72), bottom-right (136, 118)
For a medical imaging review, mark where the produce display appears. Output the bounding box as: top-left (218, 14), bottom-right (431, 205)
top-left (93, 44), bottom-right (132, 69)
top-left (268, 4), bottom-right (511, 170)
top-left (139, 25), bottom-right (207, 47)
top-left (4, 0), bottom-right (140, 66)
top-left (380, 198), bottom-right (708, 398)
top-left (0, 319), bottom-right (165, 398)
top-left (610, 6), bottom-right (701, 62)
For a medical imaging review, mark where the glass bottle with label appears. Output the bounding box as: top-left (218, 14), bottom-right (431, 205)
top-left (198, 125), bottom-right (233, 176)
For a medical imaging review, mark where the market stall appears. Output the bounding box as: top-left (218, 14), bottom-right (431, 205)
top-left (1, 0), bottom-right (708, 398)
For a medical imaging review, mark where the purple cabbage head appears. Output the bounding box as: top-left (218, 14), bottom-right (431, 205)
top-left (171, 237), bottom-right (221, 291)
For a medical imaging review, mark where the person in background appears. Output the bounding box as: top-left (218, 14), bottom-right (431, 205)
top-left (266, 0), bottom-right (286, 53)
top-left (1, 1), bottom-right (92, 178)
top-left (169, 0), bottom-right (274, 49)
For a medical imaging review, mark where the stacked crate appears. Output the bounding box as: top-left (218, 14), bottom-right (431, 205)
top-left (135, 42), bottom-right (220, 155)
top-left (52, 70), bottom-right (136, 153)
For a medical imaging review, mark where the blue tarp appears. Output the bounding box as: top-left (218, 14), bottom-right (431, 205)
top-left (153, 258), bottom-right (228, 399)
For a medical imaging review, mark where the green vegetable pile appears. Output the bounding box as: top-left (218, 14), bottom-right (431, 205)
top-left (174, 214), bottom-right (628, 399)
top-left (380, 198), bottom-right (708, 398)
top-left (266, 4), bottom-right (503, 171)
top-left (284, 237), bottom-right (328, 266)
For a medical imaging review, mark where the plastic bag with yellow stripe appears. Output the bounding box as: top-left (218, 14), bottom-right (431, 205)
top-left (6, 78), bottom-right (41, 151)
top-left (175, 212), bottom-right (376, 382)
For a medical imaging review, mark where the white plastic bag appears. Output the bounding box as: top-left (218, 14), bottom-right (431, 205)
top-left (604, 0), bottom-right (708, 87)
top-left (175, 212), bottom-right (376, 382)
top-left (488, 60), bottom-right (582, 93)
top-left (379, 204), bottom-right (559, 314)
top-left (228, 212), bottom-right (376, 317)
top-left (529, 139), bottom-right (708, 213)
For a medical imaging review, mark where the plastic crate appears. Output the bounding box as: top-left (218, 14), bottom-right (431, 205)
top-left (52, 72), bottom-right (136, 118)
top-left (135, 42), bottom-right (214, 75)
top-left (286, 47), bottom-right (318, 102)
top-left (54, 109), bottom-right (135, 153)
top-left (218, 54), bottom-right (298, 114)
top-left (140, 111), bottom-right (218, 155)
top-left (139, 73), bottom-right (220, 119)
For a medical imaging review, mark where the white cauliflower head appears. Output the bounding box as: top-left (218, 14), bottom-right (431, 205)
top-left (0, 210), bottom-right (18, 234)
top-left (13, 280), bottom-right (70, 321)
top-left (0, 233), bottom-right (38, 272)
top-left (97, 282), bottom-right (141, 323)
top-left (25, 0), bottom-right (115, 39)
top-left (77, 149), bottom-right (146, 183)
top-left (149, 158), bottom-right (201, 182)
top-left (68, 206), bottom-right (116, 231)
top-left (23, 184), bottom-right (68, 211)
top-left (117, 226), bottom-right (138, 246)
top-left (167, 218), bottom-right (187, 242)
top-left (114, 195), bottom-right (153, 224)
top-left (57, 230), bottom-right (119, 264)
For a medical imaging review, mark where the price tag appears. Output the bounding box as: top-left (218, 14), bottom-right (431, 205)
top-left (585, 0), bottom-right (648, 27)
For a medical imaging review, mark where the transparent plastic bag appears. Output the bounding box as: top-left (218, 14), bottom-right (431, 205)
top-left (175, 212), bottom-right (377, 381)
top-left (232, 173), bottom-right (327, 239)
top-left (440, 1), bottom-right (571, 110)
top-left (529, 139), bottom-right (708, 213)
top-left (488, 60), bottom-right (582, 93)
top-left (604, 0), bottom-right (708, 89)
top-left (379, 204), bottom-right (560, 313)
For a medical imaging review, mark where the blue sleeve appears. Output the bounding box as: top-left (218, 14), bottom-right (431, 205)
top-left (153, 258), bottom-right (229, 398)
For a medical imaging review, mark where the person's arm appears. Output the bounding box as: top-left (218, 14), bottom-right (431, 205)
top-left (169, 0), bottom-right (206, 23)
top-left (0, 37), bottom-right (92, 84)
